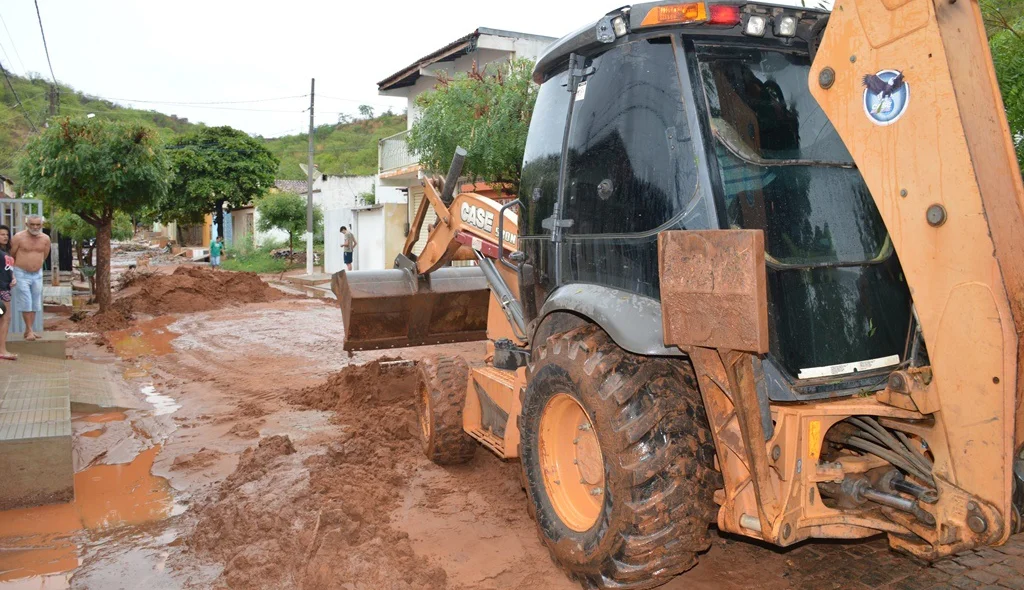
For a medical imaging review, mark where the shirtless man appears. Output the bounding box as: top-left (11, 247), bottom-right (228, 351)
top-left (10, 215), bottom-right (50, 341)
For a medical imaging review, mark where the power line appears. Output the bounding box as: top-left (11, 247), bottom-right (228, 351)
top-left (96, 93), bottom-right (310, 106)
top-left (63, 102), bottom-right (304, 114)
top-left (0, 60), bottom-right (40, 132)
top-left (33, 0), bottom-right (57, 86)
top-left (0, 12), bottom-right (26, 74)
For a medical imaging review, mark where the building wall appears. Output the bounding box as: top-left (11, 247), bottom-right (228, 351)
top-left (354, 207), bottom-right (385, 271)
top-left (230, 207), bottom-right (255, 247)
top-left (314, 175), bottom-right (375, 211)
top-left (383, 203), bottom-right (408, 267)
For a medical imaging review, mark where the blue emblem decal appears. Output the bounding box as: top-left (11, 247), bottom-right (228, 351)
top-left (862, 70), bottom-right (909, 126)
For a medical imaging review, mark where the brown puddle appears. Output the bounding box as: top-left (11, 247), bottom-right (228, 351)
top-left (74, 412), bottom-right (127, 424)
top-left (107, 316), bottom-right (179, 358)
top-left (0, 446), bottom-right (174, 584)
top-left (79, 429), bottom-right (105, 439)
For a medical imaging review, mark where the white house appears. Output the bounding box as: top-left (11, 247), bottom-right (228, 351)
top-left (232, 172), bottom-right (373, 272)
top-left (372, 27), bottom-right (556, 265)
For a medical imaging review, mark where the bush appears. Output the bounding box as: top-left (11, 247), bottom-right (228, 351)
top-left (220, 241), bottom-right (294, 274)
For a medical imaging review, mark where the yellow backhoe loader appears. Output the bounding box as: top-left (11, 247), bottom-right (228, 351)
top-left (333, 0), bottom-right (1024, 587)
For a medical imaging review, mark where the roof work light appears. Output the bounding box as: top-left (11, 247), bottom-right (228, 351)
top-left (774, 14), bottom-right (798, 37)
top-left (744, 14), bottom-right (767, 36)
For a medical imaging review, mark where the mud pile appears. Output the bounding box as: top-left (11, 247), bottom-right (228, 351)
top-left (289, 356), bottom-right (418, 411)
top-left (189, 358), bottom-right (447, 590)
top-left (74, 309), bottom-right (133, 332)
top-left (114, 266), bottom-right (283, 315)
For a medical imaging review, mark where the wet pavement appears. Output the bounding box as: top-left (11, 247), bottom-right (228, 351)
top-left (2, 295), bottom-right (1023, 590)
top-left (0, 446), bottom-right (179, 586)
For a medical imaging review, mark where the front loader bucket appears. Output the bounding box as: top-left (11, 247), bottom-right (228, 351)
top-left (331, 267), bottom-right (490, 351)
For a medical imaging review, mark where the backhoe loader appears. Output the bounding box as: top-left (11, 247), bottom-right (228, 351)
top-left (332, 0), bottom-right (1024, 587)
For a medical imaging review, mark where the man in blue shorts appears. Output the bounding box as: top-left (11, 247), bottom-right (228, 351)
top-left (10, 215), bottom-right (50, 341)
top-left (340, 226), bottom-right (357, 271)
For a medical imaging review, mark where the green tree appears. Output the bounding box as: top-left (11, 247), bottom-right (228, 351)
top-left (982, 0), bottom-right (1024, 170)
top-left (49, 208), bottom-right (133, 294)
top-left (255, 191), bottom-right (323, 250)
top-left (407, 59), bottom-right (536, 195)
top-left (358, 104), bottom-right (374, 119)
top-left (18, 117), bottom-right (170, 311)
top-left (160, 126), bottom-right (278, 239)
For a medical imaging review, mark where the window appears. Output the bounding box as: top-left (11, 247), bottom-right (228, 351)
top-left (519, 70), bottom-right (570, 237)
top-left (563, 37), bottom-right (699, 236)
top-left (696, 45), bottom-right (889, 266)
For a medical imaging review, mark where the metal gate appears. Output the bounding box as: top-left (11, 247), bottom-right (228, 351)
top-left (0, 198), bottom-right (44, 232)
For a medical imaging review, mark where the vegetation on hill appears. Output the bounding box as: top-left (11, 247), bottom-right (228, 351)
top-left (2, 71), bottom-right (404, 185)
top-left (262, 111), bottom-right (406, 180)
top-left (0, 72), bottom-right (196, 180)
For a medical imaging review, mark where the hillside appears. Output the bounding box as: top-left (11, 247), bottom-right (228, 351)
top-left (1, 71), bottom-right (405, 185)
top-left (0, 72), bottom-right (198, 180)
top-left (262, 112), bottom-right (407, 179)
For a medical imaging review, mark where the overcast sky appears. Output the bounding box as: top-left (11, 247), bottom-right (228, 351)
top-left (0, 0), bottom-right (831, 138)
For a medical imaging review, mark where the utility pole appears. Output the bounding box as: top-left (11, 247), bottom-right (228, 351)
top-left (305, 78), bottom-right (315, 276)
top-left (49, 86), bottom-right (59, 286)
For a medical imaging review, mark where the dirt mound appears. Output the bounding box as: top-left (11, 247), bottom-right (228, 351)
top-left (74, 309), bottom-right (134, 333)
top-left (189, 359), bottom-right (446, 590)
top-left (114, 266), bottom-right (283, 315)
top-left (289, 356), bottom-right (418, 412)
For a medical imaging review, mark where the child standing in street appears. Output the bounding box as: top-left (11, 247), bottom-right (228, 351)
top-left (210, 236), bottom-right (225, 269)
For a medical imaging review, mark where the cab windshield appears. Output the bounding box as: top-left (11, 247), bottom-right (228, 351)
top-left (695, 45), bottom-right (891, 267)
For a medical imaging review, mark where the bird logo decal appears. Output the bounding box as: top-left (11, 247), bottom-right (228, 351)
top-left (862, 69), bottom-right (910, 126)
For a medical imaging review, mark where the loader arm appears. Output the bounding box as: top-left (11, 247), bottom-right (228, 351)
top-left (403, 177), bottom-right (520, 276)
top-left (332, 177), bottom-right (523, 352)
top-left (808, 0), bottom-right (1024, 544)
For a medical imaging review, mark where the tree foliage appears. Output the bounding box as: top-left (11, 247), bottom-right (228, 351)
top-left (17, 117), bottom-right (170, 311)
top-left (263, 112), bottom-right (405, 180)
top-left (160, 126), bottom-right (278, 236)
top-left (50, 209), bottom-right (133, 242)
top-left (0, 71), bottom-right (197, 181)
top-left (982, 0), bottom-right (1024, 169)
top-left (255, 191), bottom-right (323, 250)
top-left (407, 59), bottom-right (537, 195)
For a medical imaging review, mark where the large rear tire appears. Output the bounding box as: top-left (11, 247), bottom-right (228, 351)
top-left (519, 325), bottom-right (720, 589)
top-left (417, 355), bottom-right (477, 465)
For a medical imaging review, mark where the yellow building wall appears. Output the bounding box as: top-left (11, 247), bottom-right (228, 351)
top-left (203, 214), bottom-right (213, 246)
top-left (383, 202), bottom-right (409, 267)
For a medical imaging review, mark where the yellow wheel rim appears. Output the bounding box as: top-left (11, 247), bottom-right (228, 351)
top-left (419, 380), bottom-right (432, 442)
top-left (538, 393), bottom-right (605, 532)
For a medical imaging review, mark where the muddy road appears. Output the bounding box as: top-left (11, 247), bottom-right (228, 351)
top-left (0, 281), bottom-right (1006, 590)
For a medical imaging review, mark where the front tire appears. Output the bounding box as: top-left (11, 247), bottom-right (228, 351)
top-left (519, 325), bottom-right (720, 589)
top-left (417, 355), bottom-right (476, 465)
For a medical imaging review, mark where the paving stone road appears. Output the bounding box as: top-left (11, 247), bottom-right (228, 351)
top-left (675, 531), bottom-right (1024, 589)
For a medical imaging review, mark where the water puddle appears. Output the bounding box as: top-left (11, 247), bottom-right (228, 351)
top-left (74, 412), bottom-right (127, 425)
top-left (0, 446), bottom-right (180, 586)
top-left (141, 386), bottom-right (179, 417)
top-left (107, 317), bottom-right (179, 358)
top-left (79, 429), bottom-right (105, 439)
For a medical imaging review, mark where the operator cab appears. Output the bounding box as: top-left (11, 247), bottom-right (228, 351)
top-left (518, 1), bottom-right (916, 401)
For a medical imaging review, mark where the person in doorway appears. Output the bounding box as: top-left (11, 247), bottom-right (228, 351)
top-left (210, 236), bottom-right (225, 269)
top-left (0, 224), bottom-right (17, 360)
top-left (340, 226), bottom-right (357, 271)
top-left (10, 215), bottom-right (50, 342)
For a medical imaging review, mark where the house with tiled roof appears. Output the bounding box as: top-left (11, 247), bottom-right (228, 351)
top-left (369, 28), bottom-right (555, 270)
